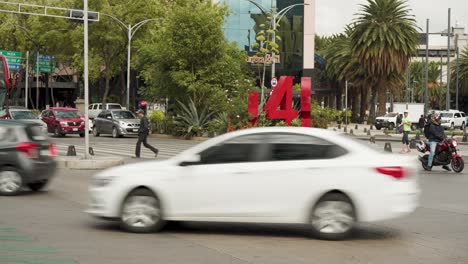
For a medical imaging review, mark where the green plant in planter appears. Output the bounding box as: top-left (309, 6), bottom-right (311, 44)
top-left (173, 98), bottom-right (216, 139)
top-left (149, 111), bottom-right (165, 133)
top-left (207, 112), bottom-right (229, 136)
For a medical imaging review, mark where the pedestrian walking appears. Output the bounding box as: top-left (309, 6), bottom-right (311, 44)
top-left (134, 109), bottom-right (158, 158)
top-left (400, 111), bottom-right (411, 153)
top-left (418, 114), bottom-right (425, 134)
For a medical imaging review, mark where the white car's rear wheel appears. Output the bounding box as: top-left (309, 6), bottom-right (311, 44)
top-left (0, 167), bottom-right (23, 196)
top-left (310, 193), bottom-right (355, 240)
top-left (120, 189), bottom-right (165, 233)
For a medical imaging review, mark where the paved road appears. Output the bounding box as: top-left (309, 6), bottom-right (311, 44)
top-left (1, 135), bottom-right (468, 264)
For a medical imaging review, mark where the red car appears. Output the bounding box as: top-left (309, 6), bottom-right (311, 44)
top-left (41, 107), bottom-right (85, 137)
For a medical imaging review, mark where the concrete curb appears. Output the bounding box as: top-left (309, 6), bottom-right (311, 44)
top-left (56, 156), bottom-right (124, 170)
top-left (149, 133), bottom-right (209, 142)
top-left (354, 135), bottom-right (468, 145)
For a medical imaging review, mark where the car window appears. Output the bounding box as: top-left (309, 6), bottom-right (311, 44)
top-left (54, 111), bottom-right (79, 118)
top-left (10, 110), bottom-right (39, 120)
top-left (266, 133), bottom-right (347, 161)
top-left (455, 113), bottom-right (461, 118)
top-left (440, 113), bottom-right (453, 118)
top-left (0, 109), bottom-right (6, 116)
top-left (198, 134), bottom-right (266, 165)
top-left (25, 125), bottom-right (47, 142)
top-left (113, 111), bottom-right (135, 119)
top-left (89, 105), bottom-right (93, 110)
top-left (0, 126), bottom-right (17, 142)
top-left (97, 104), bottom-right (102, 110)
top-left (105, 113), bottom-right (112, 119)
top-left (98, 112), bottom-right (106, 118)
top-left (461, 113), bottom-right (466, 117)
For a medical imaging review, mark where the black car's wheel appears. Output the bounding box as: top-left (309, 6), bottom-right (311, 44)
top-left (54, 126), bottom-right (63, 137)
top-left (451, 157), bottom-right (464, 173)
top-left (79, 133), bottom-right (85, 137)
top-left (120, 188), bottom-right (166, 233)
top-left (450, 123), bottom-right (455, 130)
top-left (309, 193), bottom-right (355, 240)
top-left (388, 123), bottom-right (395, 130)
top-left (461, 122), bottom-right (466, 131)
top-left (375, 126), bottom-right (382, 130)
top-left (28, 180), bottom-right (49, 192)
top-left (93, 126), bottom-right (100, 137)
top-left (0, 167), bottom-right (23, 196)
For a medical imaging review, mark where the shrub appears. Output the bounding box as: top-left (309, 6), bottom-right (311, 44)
top-left (149, 111), bottom-right (166, 133)
top-left (173, 98), bottom-right (216, 139)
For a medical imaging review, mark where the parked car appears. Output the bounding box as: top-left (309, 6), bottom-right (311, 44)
top-left (0, 120), bottom-right (57, 196)
top-left (88, 103), bottom-right (123, 119)
top-left (93, 110), bottom-right (140, 138)
top-left (87, 127), bottom-right (420, 240)
top-left (41, 107), bottom-right (85, 137)
top-left (0, 107), bottom-right (47, 132)
top-left (439, 110), bottom-right (466, 130)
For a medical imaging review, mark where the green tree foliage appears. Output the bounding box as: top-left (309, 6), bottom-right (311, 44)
top-left (136, 0), bottom-right (253, 112)
top-left (351, 0), bottom-right (419, 116)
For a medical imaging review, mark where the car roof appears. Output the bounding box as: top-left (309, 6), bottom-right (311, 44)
top-left (49, 107), bottom-right (78, 111)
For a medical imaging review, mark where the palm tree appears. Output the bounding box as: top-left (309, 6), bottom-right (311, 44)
top-left (410, 61), bottom-right (445, 109)
top-left (351, 0), bottom-right (419, 116)
top-left (452, 47), bottom-right (468, 107)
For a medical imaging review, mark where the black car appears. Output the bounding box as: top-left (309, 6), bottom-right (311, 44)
top-left (0, 120), bottom-right (57, 196)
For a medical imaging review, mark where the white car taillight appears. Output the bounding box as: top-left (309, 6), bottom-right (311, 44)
top-left (375, 166), bottom-right (408, 179)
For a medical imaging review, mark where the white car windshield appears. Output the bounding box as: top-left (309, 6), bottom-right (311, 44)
top-left (10, 110), bottom-right (39, 120)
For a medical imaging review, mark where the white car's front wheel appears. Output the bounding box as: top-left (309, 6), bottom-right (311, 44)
top-left (120, 188), bottom-right (166, 233)
top-left (310, 193), bottom-right (355, 240)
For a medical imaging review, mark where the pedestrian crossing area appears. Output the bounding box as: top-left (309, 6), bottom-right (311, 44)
top-left (51, 135), bottom-right (199, 159)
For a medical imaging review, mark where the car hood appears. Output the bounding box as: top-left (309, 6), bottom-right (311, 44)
top-left (116, 119), bottom-right (139, 124)
top-left (96, 160), bottom-right (174, 179)
top-left (57, 118), bottom-right (83, 122)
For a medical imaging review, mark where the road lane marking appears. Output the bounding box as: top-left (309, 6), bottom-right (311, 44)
top-left (0, 245), bottom-right (56, 253)
top-left (0, 235), bottom-right (34, 241)
top-left (0, 256), bottom-right (78, 264)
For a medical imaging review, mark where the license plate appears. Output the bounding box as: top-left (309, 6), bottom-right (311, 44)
top-left (133, 129), bottom-right (138, 132)
top-left (73, 128), bottom-right (78, 131)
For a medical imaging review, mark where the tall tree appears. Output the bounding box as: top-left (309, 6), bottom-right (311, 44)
top-left (351, 0), bottom-right (418, 116)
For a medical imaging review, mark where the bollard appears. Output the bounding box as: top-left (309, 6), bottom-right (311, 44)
top-left (410, 139), bottom-right (417, 149)
top-left (463, 134), bottom-right (468, 143)
top-left (89, 147), bottom-right (95, 156)
top-left (415, 133), bottom-right (420, 140)
top-left (367, 130), bottom-right (371, 136)
top-left (370, 125), bottom-right (373, 130)
top-left (364, 128), bottom-right (367, 133)
top-left (384, 142), bottom-right (392, 152)
top-left (344, 126), bottom-right (347, 133)
top-left (350, 129), bottom-right (354, 135)
top-left (67, 145), bottom-right (76, 156)
top-left (369, 136), bottom-right (376, 144)
top-left (384, 128), bottom-right (388, 135)
top-left (333, 128), bottom-right (336, 132)
top-left (338, 123), bottom-right (341, 129)
top-left (355, 124), bottom-right (358, 130)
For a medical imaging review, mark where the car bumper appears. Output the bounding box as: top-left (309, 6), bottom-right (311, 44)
top-left (86, 185), bottom-right (120, 218)
top-left (60, 126), bottom-right (85, 134)
top-left (118, 127), bottom-right (139, 135)
top-left (441, 123), bottom-right (451, 128)
top-left (21, 159), bottom-right (57, 183)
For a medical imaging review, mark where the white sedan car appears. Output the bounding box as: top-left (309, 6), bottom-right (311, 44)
top-left (87, 127), bottom-right (419, 240)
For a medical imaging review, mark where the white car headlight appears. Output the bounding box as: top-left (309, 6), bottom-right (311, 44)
top-left (119, 121), bottom-right (128, 126)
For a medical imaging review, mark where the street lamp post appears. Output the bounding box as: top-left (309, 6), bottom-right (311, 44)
top-left (101, 14), bottom-right (158, 110)
top-left (246, 0), bottom-right (308, 79)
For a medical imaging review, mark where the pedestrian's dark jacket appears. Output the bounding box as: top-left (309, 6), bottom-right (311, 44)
top-left (418, 117), bottom-right (425, 128)
top-left (397, 114), bottom-right (402, 125)
top-left (427, 121), bottom-right (444, 142)
top-left (138, 116), bottom-right (150, 135)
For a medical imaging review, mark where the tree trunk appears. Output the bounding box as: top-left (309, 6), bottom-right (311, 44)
top-left (120, 66), bottom-right (126, 106)
top-left (369, 88), bottom-right (376, 123)
top-left (335, 81), bottom-right (342, 111)
top-left (377, 79), bottom-right (387, 116)
top-left (102, 68), bottom-right (111, 105)
top-left (360, 86), bottom-right (368, 124)
top-left (351, 87), bottom-right (359, 122)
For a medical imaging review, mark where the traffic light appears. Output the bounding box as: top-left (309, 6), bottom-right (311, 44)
top-left (66, 10), bottom-right (99, 23)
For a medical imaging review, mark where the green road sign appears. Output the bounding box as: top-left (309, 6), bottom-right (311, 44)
top-left (6, 57), bottom-right (22, 64)
top-left (0, 50), bottom-right (22, 58)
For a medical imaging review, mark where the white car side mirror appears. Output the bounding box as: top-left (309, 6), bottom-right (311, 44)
top-left (179, 155), bottom-right (201, 167)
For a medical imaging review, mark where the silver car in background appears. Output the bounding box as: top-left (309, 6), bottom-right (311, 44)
top-left (92, 110), bottom-right (140, 138)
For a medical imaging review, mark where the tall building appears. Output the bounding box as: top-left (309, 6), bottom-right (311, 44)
top-left (218, 0), bottom-right (315, 79)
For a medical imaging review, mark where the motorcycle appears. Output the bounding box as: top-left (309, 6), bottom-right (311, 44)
top-left (417, 137), bottom-right (464, 173)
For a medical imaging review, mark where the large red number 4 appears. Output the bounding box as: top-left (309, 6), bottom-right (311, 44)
top-left (264, 76), bottom-right (298, 125)
top-left (300, 77), bottom-right (311, 127)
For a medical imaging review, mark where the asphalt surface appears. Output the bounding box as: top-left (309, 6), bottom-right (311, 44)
top-left (0, 135), bottom-right (467, 264)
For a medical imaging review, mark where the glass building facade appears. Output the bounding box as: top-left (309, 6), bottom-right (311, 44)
top-left (222, 0), bottom-right (305, 78)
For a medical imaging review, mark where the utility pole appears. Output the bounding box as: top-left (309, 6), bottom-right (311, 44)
top-left (25, 50), bottom-right (29, 108)
top-left (36, 52), bottom-right (39, 109)
top-left (456, 46), bottom-right (460, 110)
top-left (83, 0), bottom-right (90, 159)
top-left (446, 8), bottom-right (451, 110)
top-left (424, 19), bottom-right (429, 115)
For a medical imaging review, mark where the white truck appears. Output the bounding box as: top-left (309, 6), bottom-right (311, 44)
top-left (88, 103), bottom-right (124, 119)
top-left (375, 103), bottom-right (424, 130)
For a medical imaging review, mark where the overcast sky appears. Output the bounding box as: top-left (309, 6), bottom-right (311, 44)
top-left (315, 0), bottom-right (467, 44)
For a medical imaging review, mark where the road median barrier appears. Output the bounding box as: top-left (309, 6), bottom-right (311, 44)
top-left (56, 156), bottom-right (124, 170)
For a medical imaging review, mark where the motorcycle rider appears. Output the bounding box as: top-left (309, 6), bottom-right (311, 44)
top-left (425, 113), bottom-right (450, 171)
